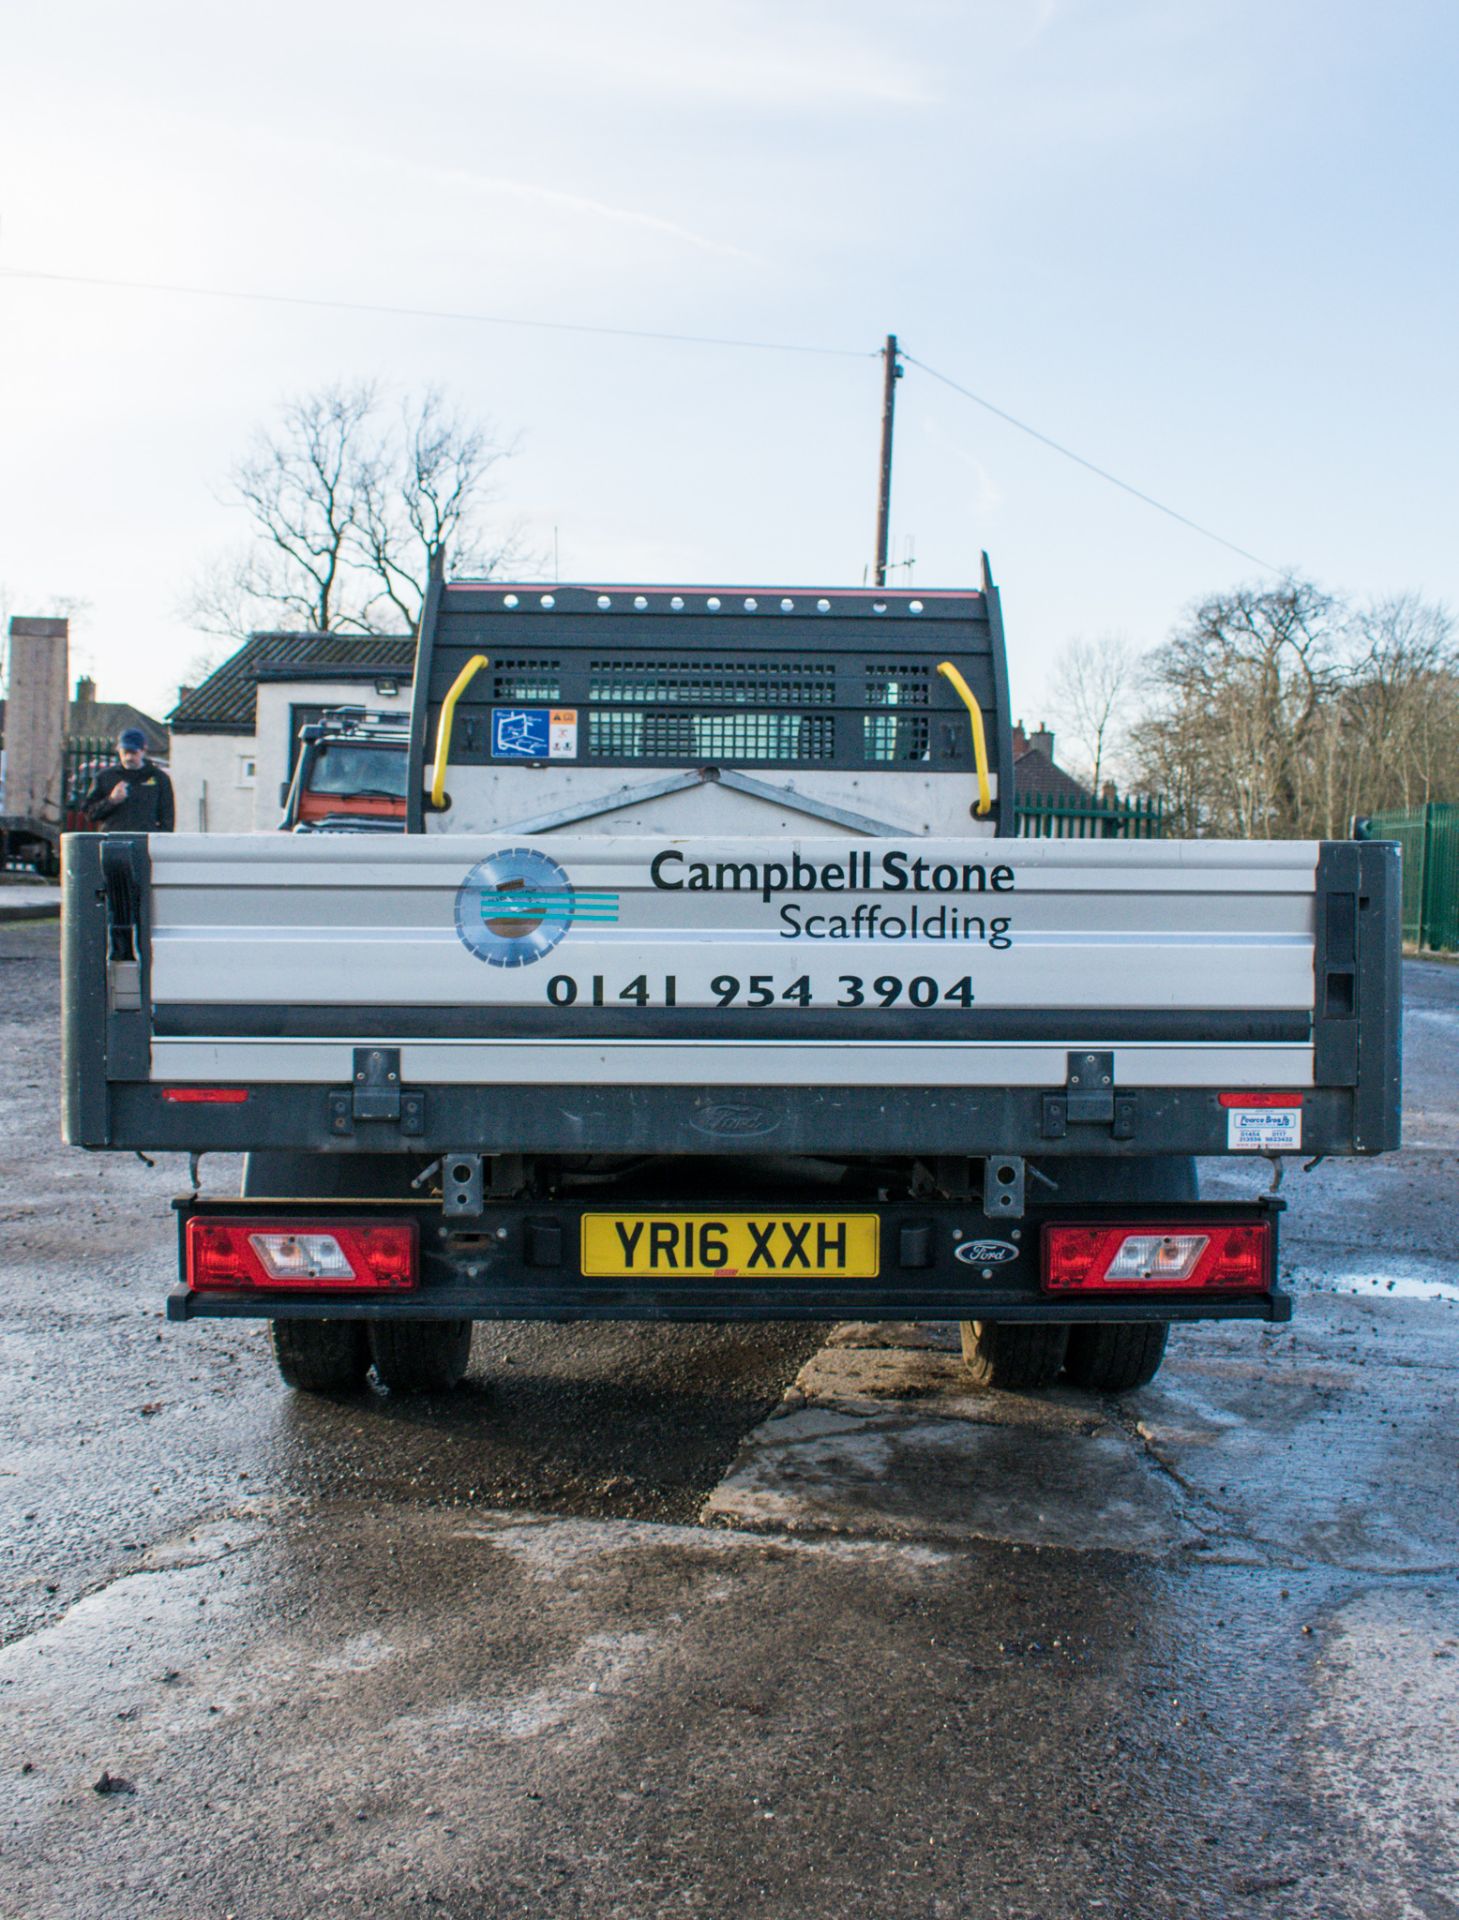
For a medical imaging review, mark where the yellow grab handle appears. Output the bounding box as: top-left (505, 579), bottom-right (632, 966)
top-left (429, 654), bottom-right (490, 810)
top-left (936, 661), bottom-right (993, 817)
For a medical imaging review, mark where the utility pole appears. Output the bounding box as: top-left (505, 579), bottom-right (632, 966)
top-left (873, 333), bottom-right (903, 588)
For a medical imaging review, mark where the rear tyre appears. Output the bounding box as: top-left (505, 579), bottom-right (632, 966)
top-left (960, 1321), bottom-right (1069, 1390)
top-left (1035, 1157), bottom-right (1191, 1393)
top-left (271, 1319), bottom-right (371, 1393)
top-left (369, 1320), bottom-right (473, 1394)
top-left (1064, 1322), bottom-right (1169, 1393)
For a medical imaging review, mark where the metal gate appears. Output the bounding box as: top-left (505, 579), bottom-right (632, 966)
top-left (1365, 803), bottom-right (1459, 952)
top-left (1015, 792), bottom-right (1165, 839)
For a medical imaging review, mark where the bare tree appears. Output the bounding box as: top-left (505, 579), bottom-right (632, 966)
top-left (355, 390), bottom-right (526, 633)
top-left (238, 383), bottom-right (378, 632)
top-left (186, 383), bottom-right (524, 641)
top-left (1129, 580), bottom-right (1341, 837)
top-left (1047, 633), bottom-right (1138, 794)
top-left (1129, 578), bottom-right (1459, 837)
top-left (1337, 595), bottom-right (1459, 816)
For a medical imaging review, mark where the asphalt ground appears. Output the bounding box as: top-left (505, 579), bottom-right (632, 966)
top-left (2, 918), bottom-right (1456, 1920)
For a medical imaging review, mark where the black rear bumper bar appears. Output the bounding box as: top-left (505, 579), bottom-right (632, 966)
top-left (168, 1193), bottom-right (1289, 1326)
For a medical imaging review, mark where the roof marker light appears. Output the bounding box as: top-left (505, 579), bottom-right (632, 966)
top-left (540, 593), bottom-right (555, 608)
top-left (909, 599), bottom-right (924, 613)
top-left (503, 594), bottom-right (519, 608)
top-left (780, 597), bottom-right (795, 611)
top-left (670, 595), bottom-right (684, 610)
top-left (706, 597), bottom-right (721, 611)
top-left (597, 594), bottom-right (612, 609)
top-left (634, 594), bottom-right (648, 609)
top-left (817, 598), bottom-right (831, 612)
top-left (744, 597), bottom-right (758, 611)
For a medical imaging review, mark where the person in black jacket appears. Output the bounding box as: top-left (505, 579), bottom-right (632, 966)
top-left (83, 728), bottom-right (175, 832)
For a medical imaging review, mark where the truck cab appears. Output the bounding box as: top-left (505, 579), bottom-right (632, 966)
top-left (281, 708), bottom-right (408, 834)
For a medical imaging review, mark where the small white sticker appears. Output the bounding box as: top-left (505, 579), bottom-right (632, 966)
top-left (1227, 1107), bottom-right (1302, 1151)
top-left (549, 708), bottom-right (578, 759)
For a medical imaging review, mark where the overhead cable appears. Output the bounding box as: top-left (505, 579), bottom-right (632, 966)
top-left (0, 264), bottom-right (1287, 572)
top-left (0, 265), bottom-right (873, 361)
top-left (902, 350), bottom-right (1282, 575)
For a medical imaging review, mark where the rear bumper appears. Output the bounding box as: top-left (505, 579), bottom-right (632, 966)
top-left (100, 1079), bottom-right (1385, 1159)
top-left (168, 1193), bottom-right (1289, 1326)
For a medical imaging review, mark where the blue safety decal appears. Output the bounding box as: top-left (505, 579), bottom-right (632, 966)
top-left (492, 708), bottom-right (550, 758)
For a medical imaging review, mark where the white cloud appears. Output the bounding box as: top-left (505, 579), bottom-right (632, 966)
top-left (374, 158), bottom-right (763, 264)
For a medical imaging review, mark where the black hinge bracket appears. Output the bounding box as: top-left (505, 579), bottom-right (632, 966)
top-left (1066, 1050), bottom-right (1115, 1123)
top-left (1041, 1051), bottom-right (1136, 1138)
top-left (328, 1047), bottom-right (425, 1136)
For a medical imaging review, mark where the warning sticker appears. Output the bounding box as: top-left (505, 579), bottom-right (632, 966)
top-left (492, 708), bottom-right (550, 758)
top-left (1227, 1107), bottom-right (1303, 1151)
top-left (549, 709), bottom-right (578, 759)
top-left (490, 707), bottom-right (578, 759)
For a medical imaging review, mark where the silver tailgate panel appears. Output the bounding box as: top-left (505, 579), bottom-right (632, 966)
top-left (146, 833), bottom-right (1318, 1089)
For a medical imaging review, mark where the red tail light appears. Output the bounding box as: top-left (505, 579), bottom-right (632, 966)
top-left (1043, 1221), bottom-right (1269, 1294)
top-left (1218, 1092), bottom-right (1302, 1108)
top-left (186, 1219), bottom-right (417, 1291)
top-left (162, 1088), bottom-right (249, 1104)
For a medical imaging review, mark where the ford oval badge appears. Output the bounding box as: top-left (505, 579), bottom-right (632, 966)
top-left (954, 1239), bottom-right (1019, 1266)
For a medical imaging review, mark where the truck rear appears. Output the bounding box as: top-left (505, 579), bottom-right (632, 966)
top-left (62, 561), bottom-right (1402, 1397)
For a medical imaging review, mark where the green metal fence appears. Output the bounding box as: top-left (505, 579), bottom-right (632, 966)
top-left (1015, 791), bottom-right (1166, 839)
top-left (0, 735), bottom-right (115, 872)
top-left (1366, 803), bottom-right (1459, 952)
top-left (62, 735), bottom-right (115, 823)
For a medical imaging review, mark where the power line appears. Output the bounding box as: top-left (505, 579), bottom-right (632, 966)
top-left (0, 262), bottom-right (1286, 572)
top-left (902, 349), bottom-right (1282, 575)
top-left (0, 265), bottom-right (873, 361)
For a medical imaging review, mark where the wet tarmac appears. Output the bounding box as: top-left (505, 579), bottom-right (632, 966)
top-left (2, 919), bottom-right (1456, 1919)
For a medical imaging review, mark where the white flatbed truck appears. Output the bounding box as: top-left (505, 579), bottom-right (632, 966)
top-left (63, 560), bottom-right (1402, 1397)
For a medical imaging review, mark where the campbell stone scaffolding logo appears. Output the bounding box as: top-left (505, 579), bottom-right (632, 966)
top-left (454, 847), bottom-right (619, 968)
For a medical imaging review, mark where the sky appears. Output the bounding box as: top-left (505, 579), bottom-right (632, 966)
top-left (1, 0), bottom-right (1456, 731)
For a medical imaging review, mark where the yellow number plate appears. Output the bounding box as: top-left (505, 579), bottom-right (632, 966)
top-left (581, 1213), bottom-right (880, 1279)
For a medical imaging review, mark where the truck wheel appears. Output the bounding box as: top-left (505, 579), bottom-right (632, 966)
top-left (1064, 1323), bottom-right (1169, 1392)
top-left (960, 1321), bottom-right (1069, 1390)
top-left (1035, 1157), bottom-right (1190, 1392)
top-left (271, 1319), bottom-right (371, 1393)
top-left (369, 1320), bottom-right (473, 1394)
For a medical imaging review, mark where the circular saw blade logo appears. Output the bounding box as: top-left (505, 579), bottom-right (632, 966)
top-left (454, 847), bottom-right (618, 968)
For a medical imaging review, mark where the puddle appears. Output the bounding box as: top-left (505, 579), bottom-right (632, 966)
top-left (1316, 1257), bottom-right (1459, 1305)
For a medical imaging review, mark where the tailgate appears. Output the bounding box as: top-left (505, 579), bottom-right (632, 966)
top-left (63, 831), bottom-right (1401, 1157)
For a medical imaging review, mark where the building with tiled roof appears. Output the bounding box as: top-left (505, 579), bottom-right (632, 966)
top-left (167, 631), bottom-right (415, 832)
top-left (0, 679), bottom-right (169, 758)
top-left (1010, 722), bottom-right (1096, 805)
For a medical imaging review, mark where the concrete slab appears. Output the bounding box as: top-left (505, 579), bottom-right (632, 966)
top-left (0, 884), bottom-right (60, 921)
top-left (704, 1296), bottom-right (1459, 1573)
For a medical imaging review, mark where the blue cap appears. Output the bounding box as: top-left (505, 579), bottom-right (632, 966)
top-left (118, 728), bottom-right (147, 751)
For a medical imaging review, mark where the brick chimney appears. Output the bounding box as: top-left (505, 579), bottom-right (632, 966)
top-left (5, 617), bottom-right (69, 821)
top-left (1030, 722), bottom-right (1055, 761)
top-left (75, 675), bottom-right (97, 707)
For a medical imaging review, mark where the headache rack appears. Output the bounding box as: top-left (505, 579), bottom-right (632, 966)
top-left (406, 559), bottom-right (1015, 834)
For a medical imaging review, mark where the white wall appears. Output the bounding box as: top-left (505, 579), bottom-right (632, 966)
top-left (169, 678), bottom-right (413, 832)
top-left (169, 732), bottom-right (257, 833)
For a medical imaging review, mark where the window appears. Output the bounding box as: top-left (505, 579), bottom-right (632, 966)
top-left (237, 755), bottom-right (257, 787)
